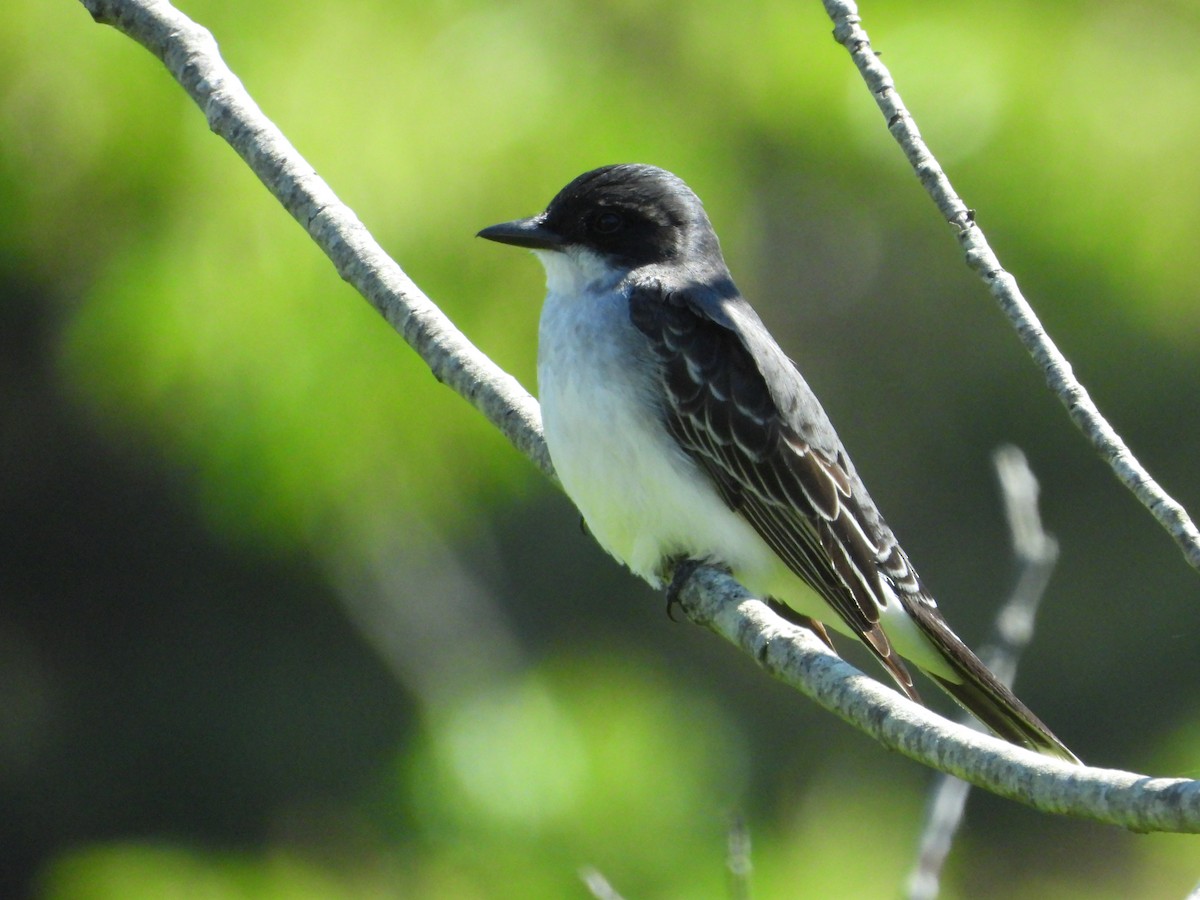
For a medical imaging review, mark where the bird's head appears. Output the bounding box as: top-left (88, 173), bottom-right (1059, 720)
top-left (478, 164), bottom-right (723, 275)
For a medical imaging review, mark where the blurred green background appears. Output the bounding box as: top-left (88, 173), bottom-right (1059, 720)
top-left (4, 0), bottom-right (1200, 896)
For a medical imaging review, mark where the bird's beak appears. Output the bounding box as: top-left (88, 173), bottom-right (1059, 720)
top-left (477, 216), bottom-right (566, 251)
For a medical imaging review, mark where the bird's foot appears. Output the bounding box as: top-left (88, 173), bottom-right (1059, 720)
top-left (663, 557), bottom-right (705, 621)
top-left (663, 557), bottom-right (734, 621)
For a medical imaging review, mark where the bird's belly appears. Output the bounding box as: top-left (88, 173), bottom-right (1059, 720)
top-left (537, 290), bottom-right (800, 604)
top-left (541, 363), bottom-right (943, 657)
top-left (541, 371), bottom-right (756, 585)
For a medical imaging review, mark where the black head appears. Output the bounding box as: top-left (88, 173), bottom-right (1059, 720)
top-left (478, 164), bottom-right (722, 269)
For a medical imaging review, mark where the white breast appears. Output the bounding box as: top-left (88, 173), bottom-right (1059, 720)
top-left (533, 248), bottom-right (780, 590)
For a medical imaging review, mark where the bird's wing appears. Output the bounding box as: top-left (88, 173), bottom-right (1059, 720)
top-left (629, 279), bottom-right (1079, 762)
top-left (628, 279), bottom-right (920, 698)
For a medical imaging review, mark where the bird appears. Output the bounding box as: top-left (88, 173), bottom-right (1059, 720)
top-left (477, 163), bottom-right (1078, 762)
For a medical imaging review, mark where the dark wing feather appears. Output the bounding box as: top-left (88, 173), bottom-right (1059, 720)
top-left (630, 282), bottom-right (918, 698)
top-left (630, 281), bottom-right (1079, 762)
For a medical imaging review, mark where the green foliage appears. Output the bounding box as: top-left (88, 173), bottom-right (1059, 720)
top-left (13, 0), bottom-right (1200, 549)
top-left (32, 657), bottom-right (918, 898)
top-left (6, 0), bottom-right (1200, 896)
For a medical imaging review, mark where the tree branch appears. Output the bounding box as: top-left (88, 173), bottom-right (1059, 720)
top-left (677, 567), bottom-right (1200, 833)
top-left (822, 0), bottom-right (1200, 573)
top-left (906, 447), bottom-right (1062, 900)
top-left (78, 0), bottom-right (1200, 832)
top-left (80, 0), bottom-right (551, 481)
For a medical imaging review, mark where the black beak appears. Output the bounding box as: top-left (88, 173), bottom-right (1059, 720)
top-left (477, 216), bottom-right (566, 251)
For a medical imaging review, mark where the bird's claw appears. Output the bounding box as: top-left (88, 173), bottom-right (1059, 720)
top-left (663, 557), bottom-right (705, 621)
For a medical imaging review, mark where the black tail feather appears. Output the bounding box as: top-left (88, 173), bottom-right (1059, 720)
top-left (906, 600), bottom-right (1079, 763)
top-left (928, 671), bottom-right (1078, 763)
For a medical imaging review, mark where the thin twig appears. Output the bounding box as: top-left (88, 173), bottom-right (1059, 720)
top-left (821, 0), bottom-right (1200, 572)
top-left (727, 814), bottom-right (753, 900)
top-left (989, 446), bottom-right (1063, 682)
top-left (905, 447), bottom-right (1060, 900)
top-left (580, 867), bottom-right (626, 900)
top-left (905, 775), bottom-right (973, 900)
top-left (78, 0), bottom-right (1200, 831)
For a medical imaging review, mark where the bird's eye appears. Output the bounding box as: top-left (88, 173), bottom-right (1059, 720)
top-left (592, 211), bottom-right (623, 234)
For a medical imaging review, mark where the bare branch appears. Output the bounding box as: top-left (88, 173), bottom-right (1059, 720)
top-left (726, 815), bottom-right (753, 900)
top-left (821, 0), bottom-right (1200, 573)
top-left (79, 0), bottom-right (1200, 831)
top-left (906, 447), bottom-right (1061, 900)
top-left (79, 0), bottom-right (550, 480)
top-left (990, 445), bottom-right (1062, 682)
top-left (906, 775), bottom-right (973, 900)
top-left (677, 566), bottom-right (1200, 833)
top-left (580, 867), bottom-right (626, 900)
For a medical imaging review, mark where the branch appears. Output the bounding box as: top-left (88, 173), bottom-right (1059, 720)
top-left (906, 447), bottom-right (1061, 900)
top-left (822, 0), bottom-right (1200, 573)
top-left (677, 567), bottom-right (1200, 833)
top-left (726, 815), bottom-right (753, 900)
top-left (579, 867), bottom-right (626, 900)
top-left (79, 0), bottom-right (1200, 832)
top-left (80, 0), bottom-right (551, 482)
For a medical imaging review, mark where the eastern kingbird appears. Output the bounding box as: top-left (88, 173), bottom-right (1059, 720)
top-left (479, 163), bottom-right (1077, 762)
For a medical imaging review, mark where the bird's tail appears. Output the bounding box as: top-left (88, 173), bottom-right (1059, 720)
top-left (912, 606), bottom-right (1080, 764)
